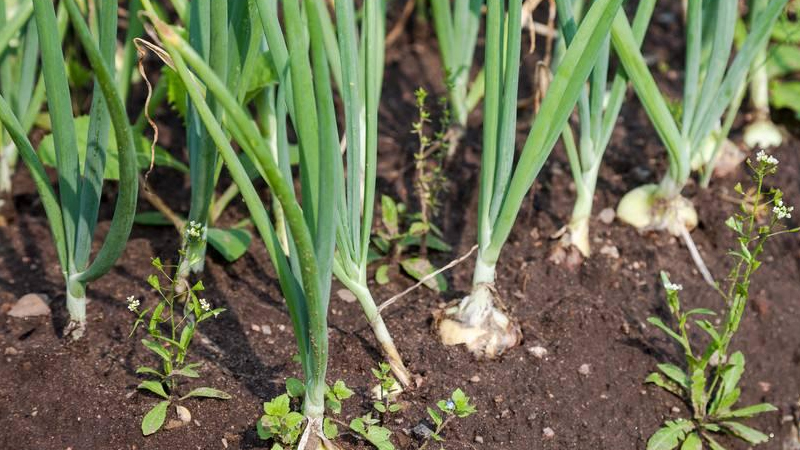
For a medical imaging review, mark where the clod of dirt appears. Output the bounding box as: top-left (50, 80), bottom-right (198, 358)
top-left (4, 347), bottom-right (19, 355)
top-left (578, 364), bottom-right (591, 376)
top-left (599, 245), bottom-right (620, 259)
top-left (712, 139), bottom-right (747, 178)
top-left (598, 208), bottom-right (616, 224)
top-left (528, 346), bottom-right (548, 359)
top-left (8, 293), bottom-right (50, 318)
top-left (336, 289), bottom-right (357, 303)
top-left (164, 419), bottom-right (187, 430)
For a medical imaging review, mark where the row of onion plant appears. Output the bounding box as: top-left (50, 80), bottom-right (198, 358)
top-left (613, 0), bottom-right (789, 238)
top-left (0, 0), bottom-right (139, 338)
top-left (138, 0), bottom-right (398, 445)
top-left (555, 0), bottom-right (654, 258)
top-left (437, 0), bottom-right (624, 357)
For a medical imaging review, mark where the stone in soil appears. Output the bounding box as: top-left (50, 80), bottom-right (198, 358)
top-left (7, 293), bottom-right (50, 318)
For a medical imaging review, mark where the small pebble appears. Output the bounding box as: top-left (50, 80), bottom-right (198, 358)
top-left (261, 325), bottom-right (272, 335)
top-left (4, 347), bottom-right (19, 355)
top-left (671, 406), bottom-right (680, 414)
top-left (278, 325), bottom-right (286, 332)
top-left (475, 436), bottom-right (484, 444)
top-left (176, 405), bottom-right (191, 423)
top-left (578, 364), bottom-right (591, 376)
top-left (598, 208), bottom-right (615, 224)
top-left (470, 375), bottom-right (481, 383)
top-left (250, 324), bottom-right (260, 333)
top-left (528, 346), bottom-right (548, 359)
top-left (8, 293), bottom-right (50, 318)
top-left (543, 427), bottom-right (555, 439)
top-left (412, 424), bottom-right (434, 438)
top-left (758, 381), bottom-right (771, 393)
top-left (221, 438), bottom-right (228, 449)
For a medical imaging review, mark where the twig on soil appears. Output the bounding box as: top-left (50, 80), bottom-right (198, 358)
top-left (385, 0), bottom-right (416, 49)
top-left (377, 245), bottom-right (478, 314)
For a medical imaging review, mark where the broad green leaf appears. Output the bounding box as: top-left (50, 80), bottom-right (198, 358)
top-left (645, 372), bottom-right (685, 397)
top-left (770, 80), bottom-right (800, 118)
top-left (768, 44), bottom-right (800, 78)
top-left (207, 227), bottom-right (252, 262)
top-left (38, 115), bottom-right (188, 179)
top-left (680, 432), bottom-right (701, 450)
top-left (179, 387), bottom-right (231, 401)
top-left (350, 417), bottom-right (366, 433)
top-left (713, 387), bottom-right (741, 415)
top-left (694, 320), bottom-right (720, 345)
top-left (427, 406), bottom-right (442, 427)
top-left (142, 338), bottom-right (172, 362)
top-left (323, 417), bottom-right (338, 439)
top-left (720, 421), bottom-right (769, 444)
top-left (408, 221), bottom-right (429, 236)
top-left (689, 368), bottom-right (707, 419)
top-left (647, 420), bottom-right (695, 450)
top-left (264, 394), bottom-right (291, 417)
top-left (381, 195), bottom-right (399, 236)
top-left (135, 211), bottom-right (179, 226)
top-left (332, 379), bottom-right (354, 400)
top-left (648, 317), bottom-right (685, 346)
top-left (164, 65), bottom-right (188, 119)
top-left (719, 403), bottom-right (777, 419)
top-left (141, 400), bottom-right (170, 436)
top-left (286, 377), bottom-right (305, 398)
top-left (171, 365), bottom-right (200, 378)
top-left (136, 366), bottom-right (165, 378)
top-left (400, 257), bottom-right (447, 292)
top-left (284, 411), bottom-right (304, 428)
top-left (256, 417), bottom-right (272, 439)
top-left (719, 352), bottom-right (744, 401)
top-left (137, 380), bottom-right (169, 399)
top-left (657, 363), bottom-right (690, 389)
top-left (375, 264), bottom-right (390, 285)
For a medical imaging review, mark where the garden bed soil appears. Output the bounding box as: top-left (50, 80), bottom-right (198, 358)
top-left (2, 3), bottom-right (800, 450)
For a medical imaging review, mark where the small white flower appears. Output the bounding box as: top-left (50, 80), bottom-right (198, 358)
top-left (185, 221), bottom-right (206, 240)
top-left (199, 298), bottom-right (211, 312)
top-left (664, 281), bottom-right (683, 292)
top-left (773, 199), bottom-right (794, 219)
top-left (127, 295), bottom-right (140, 312)
top-left (756, 150), bottom-right (779, 166)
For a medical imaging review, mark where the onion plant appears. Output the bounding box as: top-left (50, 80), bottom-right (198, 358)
top-left (0, 0), bottom-right (138, 338)
top-left (742, 0), bottom-right (788, 149)
top-left (554, 0), bottom-right (654, 258)
top-left (141, 0), bottom-right (351, 445)
top-left (611, 0), bottom-right (788, 235)
top-left (0, 0), bottom-right (61, 194)
top-left (437, 0), bottom-right (623, 357)
top-left (321, 0), bottom-right (416, 387)
top-left (431, 0), bottom-right (484, 146)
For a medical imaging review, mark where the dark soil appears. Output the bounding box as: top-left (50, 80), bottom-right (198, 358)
top-left (2, 3), bottom-right (800, 450)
